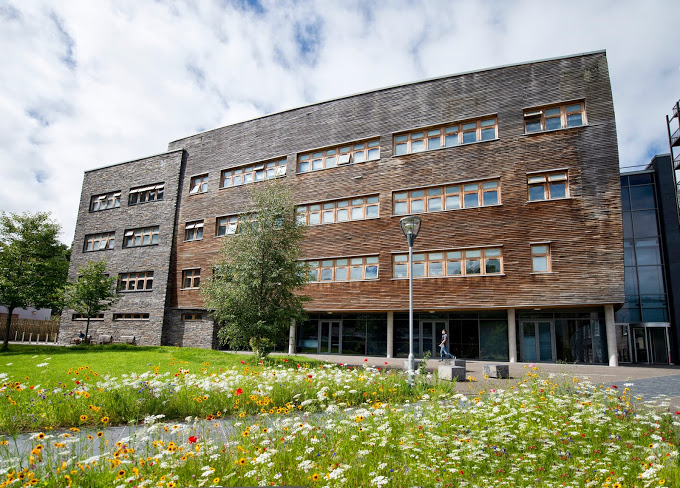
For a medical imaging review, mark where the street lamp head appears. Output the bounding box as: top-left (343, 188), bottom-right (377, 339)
top-left (400, 215), bottom-right (422, 247)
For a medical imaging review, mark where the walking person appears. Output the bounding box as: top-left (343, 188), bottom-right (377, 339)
top-left (439, 328), bottom-right (455, 361)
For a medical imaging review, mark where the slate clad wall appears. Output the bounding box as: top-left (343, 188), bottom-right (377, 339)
top-left (167, 51), bottom-right (623, 315)
top-left (59, 151), bottom-right (184, 346)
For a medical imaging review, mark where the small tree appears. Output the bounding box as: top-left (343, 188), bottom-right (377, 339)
top-left (0, 212), bottom-right (69, 351)
top-left (63, 260), bottom-right (118, 344)
top-left (202, 181), bottom-right (309, 358)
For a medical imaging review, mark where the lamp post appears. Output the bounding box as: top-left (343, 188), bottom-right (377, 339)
top-left (400, 215), bottom-right (422, 387)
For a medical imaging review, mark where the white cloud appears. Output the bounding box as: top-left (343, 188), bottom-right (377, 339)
top-left (0, 0), bottom-right (679, 244)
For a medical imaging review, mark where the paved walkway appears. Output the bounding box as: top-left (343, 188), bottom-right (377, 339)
top-left (292, 353), bottom-right (680, 411)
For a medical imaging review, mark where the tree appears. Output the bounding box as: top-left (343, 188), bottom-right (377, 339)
top-left (202, 181), bottom-right (309, 358)
top-left (63, 260), bottom-right (118, 344)
top-left (0, 212), bottom-right (69, 351)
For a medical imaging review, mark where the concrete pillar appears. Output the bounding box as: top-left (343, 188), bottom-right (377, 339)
top-left (507, 308), bottom-right (517, 363)
top-left (288, 319), bottom-right (296, 355)
top-left (605, 304), bottom-right (618, 367)
top-left (386, 311), bottom-right (394, 358)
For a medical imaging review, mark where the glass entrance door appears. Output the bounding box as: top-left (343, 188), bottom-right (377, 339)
top-left (633, 327), bottom-right (648, 363)
top-left (420, 320), bottom-right (447, 358)
top-left (319, 320), bottom-right (341, 354)
top-left (632, 326), bottom-right (670, 364)
top-left (520, 321), bottom-right (555, 362)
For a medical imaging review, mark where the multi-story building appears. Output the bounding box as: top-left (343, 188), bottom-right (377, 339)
top-left (60, 50), bottom-right (626, 365)
top-left (617, 155), bottom-right (680, 364)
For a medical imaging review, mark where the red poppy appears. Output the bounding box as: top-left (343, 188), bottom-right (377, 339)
top-left (612, 385), bottom-right (618, 389)
top-left (308, 374), bottom-right (313, 379)
top-left (188, 436), bottom-right (197, 443)
top-left (364, 358), bottom-right (368, 362)
top-left (384, 362), bottom-right (388, 365)
top-left (235, 388), bottom-right (243, 395)
top-left (240, 361), bottom-right (245, 364)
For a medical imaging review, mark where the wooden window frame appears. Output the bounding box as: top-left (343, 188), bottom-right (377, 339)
top-left (296, 195), bottom-right (379, 226)
top-left (90, 191), bottom-right (121, 212)
top-left (123, 226), bottom-right (159, 248)
top-left (181, 268), bottom-right (201, 289)
top-left (393, 179), bottom-right (500, 215)
top-left (216, 214), bottom-right (257, 236)
top-left (112, 313), bottom-right (150, 321)
top-left (189, 174), bottom-right (209, 195)
top-left (129, 183), bottom-right (164, 205)
top-left (531, 244), bottom-right (552, 273)
top-left (306, 255), bottom-right (379, 282)
top-left (117, 271), bottom-right (154, 292)
top-left (394, 117), bottom-right (497, 156)
top-left (297, 139), bottom-right (380, 174)
top-left (527, 171), bottom-right (569, 201)
top-left (220, 158), bottom-right (287, 188)
top-left (393, 247), bottom-right (503, 279)
top-left (73, 313), bottom-right (104, 321)
top-left (182, 312), bottom-right (203, 321)
top-left (524, 101), bottom-right (586, 133)
top-left (184, 220), bottom-right (204, 241)
top-left (84, 232), bottom-right (115, 252)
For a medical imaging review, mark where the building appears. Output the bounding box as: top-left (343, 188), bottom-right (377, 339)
top-left (60, 50), bottom-right (625, 365)
top-left (0, 306), bottom-right (52, 321)
top-left (617, 156), bottom-right (680, 364)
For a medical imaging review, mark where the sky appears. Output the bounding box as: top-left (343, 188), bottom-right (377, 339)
top-left (1, 0), bottom-right (679, 245)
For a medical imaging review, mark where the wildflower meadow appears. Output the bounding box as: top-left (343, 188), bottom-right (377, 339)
top-left (1, 347), bottom-right (679, 487)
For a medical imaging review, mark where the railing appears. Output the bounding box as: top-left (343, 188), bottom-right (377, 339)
top-left (671, 127), bottom-right (680, 147)
top-left (0, 316), bottom-right (60, 343)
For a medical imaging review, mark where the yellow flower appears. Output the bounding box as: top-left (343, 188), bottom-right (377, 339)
top-left (311, 473), bottom-right (320, 481)
top-left (100, 416), bottom-right (109, 424)
top-left (79, 415), bottom-right (88, 422)
top-left (237, 457), bottom-right (246, 465)
top-left (37, 433), bottom-right (45, 440)
top-left (213, 478), bottom-right (220, 484)
top-left (96, 431), bottom-right (103, 438)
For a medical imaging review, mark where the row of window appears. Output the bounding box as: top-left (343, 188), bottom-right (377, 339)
top-left (177, 244), bottom-right (552, 290)
top-left (72, 313), bottom-right (150, 321)
top-left (84, 226), bottom-right (159, 252)
top-left (90, 184), bottom-right (164, 212)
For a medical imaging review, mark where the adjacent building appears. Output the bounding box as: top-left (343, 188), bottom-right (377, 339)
top-left (60, 50), bottom-right (627, 365)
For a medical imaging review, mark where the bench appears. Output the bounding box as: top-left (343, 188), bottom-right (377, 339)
top-left (115, 335), bottom-right (136, 345)
top-left (97, 335), bottom-right (113, 345)
top-left (70, 335), bottom-right (91, 345)
top-left (483, 364), bottom-right (510, 379)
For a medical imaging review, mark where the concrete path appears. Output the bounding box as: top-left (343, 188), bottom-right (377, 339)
top-left (292, 353), bottom-right (680, 411)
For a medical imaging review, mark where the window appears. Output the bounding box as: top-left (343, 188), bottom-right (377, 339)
top-left (90, 191), bottom-right (121, 212)
top-left (189, 174), bottom-right (209, 194)
top-left (297, 195), bottom-right (379, 225)
top-left (216, 214), bottom-right (257, 236)
top-left (118, 271), bottom-right (154, 291)
top-left (84, 232), bottom-right (115, 252)
top-left (524, 102), bottom-right (586, 133)
top-left (527, 171), bottom-right (568, 201)
top-left (393, 179), bottom-right (500, 215)
top-left (72, 313), bottom-right (104, 320)
top-left (184, 220), bottom-right (204, 241)
top-left (182, 313), bottom-right (203, 321)
top-left (123, 226), bottom-right (159, 248)
top-left (113, 313), bottom-right (150, 320)
top-left (394, 117), bottom-right (497, 156)
top-left (182, 269), bottom-right (200, 289)
top-left (298, 139), bottom-right (380, 173)
top-left (129, 183), bottom-right (164, 205)
top-left (393, 247), bottom-right (503, 278)
top-left (221, 158), bottom-right (287, 188)
top-left (531, 244), bottom-right (551, 273)
top-left (306, 256), bottom-right (379, 282)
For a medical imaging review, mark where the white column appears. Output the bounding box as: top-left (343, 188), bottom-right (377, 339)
top-left (605, 304), bottom-right (618, 367)
top-left (386, 311), bottom-right (394, 358)
top-left (288, 319), bottom-right (296, 355)
top-left (507, 308), bottom-right (517, 363)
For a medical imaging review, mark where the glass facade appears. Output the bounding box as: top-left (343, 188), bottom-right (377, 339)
top-left (296, 313), bottom-right (388, 356)
top-left (617, 173), bottom-right (669, 323)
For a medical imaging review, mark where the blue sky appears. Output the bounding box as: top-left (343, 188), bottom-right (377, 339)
top-left (1, 0), bottom-right (679, 244)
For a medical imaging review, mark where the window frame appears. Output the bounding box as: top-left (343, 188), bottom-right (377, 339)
top-left (305, 255), bottom-right (380, 283)
top-left (84, 231), bottom-right (116, 252)
top-left (530, 243), bottom-right (552, 274)
top-left (123, 226), bottom-right (159, 248)
top-left (220, 158), bottom-right (287, 189)
top-left (393, 116), bottom-right (498, 156)
top-left (182, 312), bottom-right (203, 321)
top-left (523, 101), bottom-right (586, 134)
top-left (181, 268), bottom-right (201, 290)
top-left (184, 220), bottom-right (204, 242)
top-left (117, 271), bottom-right (154, 292)
top-left (72, 313), bottom-right (104, 321)
top-left (527, 170), bottom-right (569, 202)
top-left (215, 214), bottom-right (258, 237)
top-left (296, 194), bottom-right (380, 226)
top-left (392, 178), bottom-right (501, 216)
top-left (189, 174), bottom-right (209, 195)
top-left (297, 138), bottom-right (381, 174)
top-left (89, 191), bottom-right (121, 212)
top-left (112, 313), bottom-right (150, 321)
top-left (129, 183), bottom-right (164, 205)
top-left (392, 247), bottom-right (503, 279)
